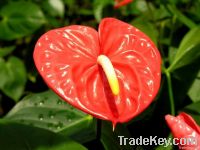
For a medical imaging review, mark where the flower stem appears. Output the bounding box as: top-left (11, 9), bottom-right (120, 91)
top-left (165, 71), bottom-right (175, 115)
top-left (96, 119), bottom-right (102, 140)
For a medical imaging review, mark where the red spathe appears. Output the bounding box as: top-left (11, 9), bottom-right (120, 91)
top-left (114, 0), bottom-right (133, 8)
top-left (34, 18), bottom-right (161, 125)
top-left (165, 113), bottom-right (200, 149)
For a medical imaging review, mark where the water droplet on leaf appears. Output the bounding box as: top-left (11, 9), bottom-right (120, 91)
top-left (56, 122), bottom-right (63, 129)
top-left (39, 100), bottom-right (44, 106)
top-left (38, 114), bottom-right (44, 121)
top-left (48, 111), bottom-right (55, 119)
top-left (47, 123), bottom-right (53, 129)
top-left (66, 112), bottom-right (75, 120)
top-left (57, 100), bottom-right (62, 105)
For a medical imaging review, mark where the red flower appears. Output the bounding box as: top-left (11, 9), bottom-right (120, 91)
top-left (114, 0), bottom-right (133, 8)
top-left (165, 113), bottom-right (200, 149)
top-left (34, 18), bottom-right (161, 127)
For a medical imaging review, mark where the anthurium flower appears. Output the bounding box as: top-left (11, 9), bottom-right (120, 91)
top-left (165, 113), bottom-right (200, 149)
top-left (114, 0), bottom-right (133, 8)
top-left (34, 18), bottom-right (161, 127)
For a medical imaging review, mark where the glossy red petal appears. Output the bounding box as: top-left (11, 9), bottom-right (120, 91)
top-left (165, 113), bottom-right (200, 149)
top-left (34, 26), bottom-right (113, 120)
top-left (34, 18), bottom-right (161, 125)
top-left (98, 18), bottom-right (161, 123)
top-left (179, 112), bottom-right (200, 134)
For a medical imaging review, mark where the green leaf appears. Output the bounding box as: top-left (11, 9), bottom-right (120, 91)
top-left (1, 56), bottom-right (27, 101)
top-left (132, 18), bottom-right (158, 45)
top-left (93, 0), bottom-right (112, 22)
top-left (188, 70), bottom-right (200, 102)
top-left (189, 1), bottom-right (200, 20)
top-left (155, 135), bottom-right (174, 150)
top-left (63, 0), bottom-right (75, 7)
top-left (5, 90), bottom-right (96, 143)
top-left (0, 120), bottom-right (87, 150)
top-left (0, 57), bottom-right (27, 101)
top-left (168, 47), bottom-right (178, 65)
top-left (169, 61), bottom-right (200, 107)
top-left (42, 0), bottom-right (65, 17)
top-left (155, 143), bottom-right (173, 150)
top-left (0, 1), bottom-right (46, 40)
top-left (168, 26), bottom-right (200, 72)
top-left (79, 9), bottom-right (93, 16)
top-left (181, 101), bottom-right (200, 125)
top-left (153, 5), bottom-right (171, 21)
top-left (101, 121), bottom-right (133, 150)
top-left (0, 46), bottom-right (15, 57)
top-left (0, 58), bottom-right (8, 88)
top-left (127, 0), bottom-right (148, 15)
top-left (168, 0), bottom-right (179, 4)
top-left (44, 16), bottom-right (63, 28)
top-left (167, 5), bottom-right (197, 29)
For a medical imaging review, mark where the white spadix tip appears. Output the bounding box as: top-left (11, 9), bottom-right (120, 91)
top-left (97, 55), bottom-right (119, 96)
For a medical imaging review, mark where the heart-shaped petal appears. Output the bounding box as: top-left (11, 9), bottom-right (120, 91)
top-left (99, 18), bottom-right (161, 123)
top-left (34, 18), bottom-right (161, 125)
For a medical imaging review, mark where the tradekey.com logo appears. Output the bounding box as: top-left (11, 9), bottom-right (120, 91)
top-left (118, 136), bottom-right (198, 148)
